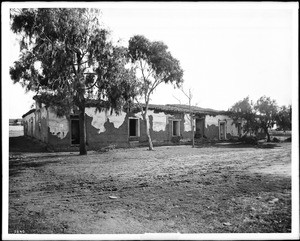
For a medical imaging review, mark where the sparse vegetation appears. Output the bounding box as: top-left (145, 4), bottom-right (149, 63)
top-left (9, 137), bottom-right (291, 233)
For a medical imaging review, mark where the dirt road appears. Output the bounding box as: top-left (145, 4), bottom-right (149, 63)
top-left (9, 138), bottom-right (291, 233)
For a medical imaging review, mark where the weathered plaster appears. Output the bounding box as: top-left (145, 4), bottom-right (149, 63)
top-left (85, 107), bottom-right (107, 133)
top-left (135, 110), bottom-right (173, 132)
top-left (226, 119), bottom-right (239, 137)
top-left (106, 111), bottom-right (126, 129)
top-left (48, 111), bottom-right (69, 139)
top-left (85, 112), bottom-right (129, 148)
top-left (33, 106), bottom-right (49, 142)
top-left (149, 110), bottom-right (172, 132)
top-left (23, 112), bottom-right (35, 137)
top-left (85, 107), bottom-right (126, 134)
top-left (205, 115), bottom-right (228, 127)
top-left (205, 114), bottom-right (243, 139)
top-left (205, 124), bottom-right (219, 139)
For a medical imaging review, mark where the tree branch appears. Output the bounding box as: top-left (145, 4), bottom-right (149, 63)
top-left (150, 78), bottom-right (163, 93)
top-left (134, 97), bottom-right (144, 116)
top-left (180, 87), bottom-right (190, 99)
top-left (172, 94), bottom-right (182, 104)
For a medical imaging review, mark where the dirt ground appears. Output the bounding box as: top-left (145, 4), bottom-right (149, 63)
top-left (9, 137), bottom-right (291, 234)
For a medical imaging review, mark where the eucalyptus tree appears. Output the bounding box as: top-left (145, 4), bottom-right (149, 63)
top-left (128, 35), bottom-right (184, 150)
top-left (230, 96), bottom-right (279, 142)
top-left (10, 8), bottom-right (136, 155)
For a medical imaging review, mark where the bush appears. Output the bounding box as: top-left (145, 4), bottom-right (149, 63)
top-left (239, 135), bottom-right (258, 145)
top-left (171, 136), bottom-right (181, 143)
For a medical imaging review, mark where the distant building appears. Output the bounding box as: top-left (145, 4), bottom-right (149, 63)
top-left (9, 119), bottom-right (23, 126)
top-left (22, 99), bottom-right (245, 151)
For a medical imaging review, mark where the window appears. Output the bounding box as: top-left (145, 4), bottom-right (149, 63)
top-left (172, 120), bottom-right (180, 136)
top-left (70, 115), bottom-right (80, 145)
top-left (129, 118), bottom-right (139, 137)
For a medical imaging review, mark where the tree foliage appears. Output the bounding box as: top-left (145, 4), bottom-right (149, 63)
top-left (275, 105), bottom-right (292, 131)
top-left (229, 96), bottom-right (280, 142)
top-left (10, 8), bottom-right (137, 154)
top-left (128, 35), bottom-right (184, 150)
top-left (254, 96), bottom-right (278, 141)
top-left (229, 96), bottom-right (259, 135)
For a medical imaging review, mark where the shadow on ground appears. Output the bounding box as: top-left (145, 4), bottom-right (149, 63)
top-left (9, 136), bottom-right (49, 153)
top-left (195, 142), bottom-right (281, 149)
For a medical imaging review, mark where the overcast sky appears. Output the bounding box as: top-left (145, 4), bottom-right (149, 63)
top-left (2, 2), bottom-right (298, 118)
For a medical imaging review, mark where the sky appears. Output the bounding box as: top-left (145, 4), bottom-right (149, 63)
top-left (2, 2), bottom-right (298, 118)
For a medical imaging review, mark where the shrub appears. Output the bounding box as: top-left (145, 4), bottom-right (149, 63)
top-left (239, 135), bottom-right (258, 145)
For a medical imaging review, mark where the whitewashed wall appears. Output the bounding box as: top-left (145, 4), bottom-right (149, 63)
top-left (23, 112), bottom-right (35, 137)
top-left (205, 114), bottom-right (241, 137)
top-left (85, 107), bottom-right (126, 133)
top-left (48, 110), bottom-right (69, 139)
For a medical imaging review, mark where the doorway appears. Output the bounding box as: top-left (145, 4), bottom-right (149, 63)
top-left (71, 116), bottom-right (80, 145)
top-left (195, 118), bottom-right (205, 138)
top-left (219, 121), bottom-right (226, 140)
top-left (129, 118), bottom-right (139, 137)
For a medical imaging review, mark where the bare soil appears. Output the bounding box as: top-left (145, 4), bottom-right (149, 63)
top-left (9, 137), bottom-right (291, 234)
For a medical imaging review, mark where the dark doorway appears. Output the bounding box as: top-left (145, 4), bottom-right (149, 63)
top-left (172, 120), bottom-right (180, 136)
top-left (71, 118), bottom-right (80, 145)
top-left (195, 118), bottom-right (205, 138)
top-left (129, 118), bottom-right (138, 137)
top-left (219, 122), bottom-right (226, 140)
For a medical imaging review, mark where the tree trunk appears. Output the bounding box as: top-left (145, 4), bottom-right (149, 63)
top-left (266, 131), bottom-right (271, 142)
top-left (79, 105), bottom-right (87, 155)
top-left (190, 114), bottom-right (195, 148)
top-left (144, 109), bottom-right (153, 150)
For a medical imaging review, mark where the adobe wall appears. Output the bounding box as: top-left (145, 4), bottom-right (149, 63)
top-left (45, 108), bottom-right (245, 151)
top-left (33, 106), bottom-right (48, 143)
top-left (181, 113), bottom-right (195, 141)
top-left (204, 114), bottom-right (241, 140)
top-left (31, 104), bottom-right (246, 151)
top-left (46, 109), bottom-right (71, 150)
top-left (23, 112), bottom-right (35, 137)
top-left (85, 108), bottom-right (129, 149)
top-left (85, 108), bottom-right (185, 149)
top-left (136, 110), bottom-right (184, 144)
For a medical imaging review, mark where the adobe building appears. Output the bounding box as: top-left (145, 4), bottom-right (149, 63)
top-left (22, 99), bottom-right (243, 151)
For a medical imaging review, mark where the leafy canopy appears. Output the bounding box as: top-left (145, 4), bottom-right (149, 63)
top-left (254, 96), bottom-right (278, 130)
top-left (10, 8), bottom-right (136, 116)
top-left (229, 96), bottom-right (280, 141)
top-left (275, 105), bottom-right (292, 131)
top-left (229, 96), bottom-right (259, 134)
top-left (128, 35), bottom-right (184, 103)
